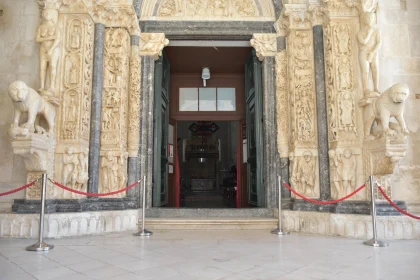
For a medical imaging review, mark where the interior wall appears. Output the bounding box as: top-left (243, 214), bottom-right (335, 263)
top-left (378, 1), bottom-right (420, 211)
top-left (0, 0), bottom-right (40, 211)
top-left (178, 121), bottom-right (238, 188)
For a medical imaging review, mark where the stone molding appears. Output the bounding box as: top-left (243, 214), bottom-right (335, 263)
top-left (250, 33), bottom-right (277, 61)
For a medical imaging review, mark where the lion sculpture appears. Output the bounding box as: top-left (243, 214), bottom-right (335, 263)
top-left (359, 83), bottom-right (410, 140)
top-left (8, 81), bottom-right (56, 138)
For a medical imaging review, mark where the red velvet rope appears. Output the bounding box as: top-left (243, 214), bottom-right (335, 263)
top-left (283, 181), bottom-right (366, 205)
top-left (0, 180), bottom-right (38, 197)
top-left (51, 179), bottom-right (140, 197)
top-left (378, 186), bottom-right (420, 220)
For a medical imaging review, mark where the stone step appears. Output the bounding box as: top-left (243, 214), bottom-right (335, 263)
top-left (143, 217), bottom-right (278, 230)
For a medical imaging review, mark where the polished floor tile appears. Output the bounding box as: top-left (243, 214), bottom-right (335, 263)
top-left (0, 230), bottom-right (419, 280)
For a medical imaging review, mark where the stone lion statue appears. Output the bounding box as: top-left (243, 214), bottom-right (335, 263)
top-left (8, 81), bottom-right (56, 138)
top-left (359, 83), bottom-right (410, 139)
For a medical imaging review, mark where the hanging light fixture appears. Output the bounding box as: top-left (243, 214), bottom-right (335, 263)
top-left (202, 67), bottom-right (210, 87)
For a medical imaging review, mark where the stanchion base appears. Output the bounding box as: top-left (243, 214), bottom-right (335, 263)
top-left (133, 229), bottom-right (153, 237)
top-left (26, 241), bottom-right (54, 251)
top-left (271, 228), bottom-right (290, 235)
top-left (363, 238), bottom-right (389, 247)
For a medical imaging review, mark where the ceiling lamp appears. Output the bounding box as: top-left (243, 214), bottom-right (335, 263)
top-left (202, 67), bottom-right (210, 87)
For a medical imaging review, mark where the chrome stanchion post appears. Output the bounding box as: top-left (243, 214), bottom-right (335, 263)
top-left (134, 176), bottom-right (153, 236)
top-left (26, 173), bottom-right (54, 251)
top-left (271, 176), bottom-right (289, 235)
top-left (363, 175), bottom-right (388, 247)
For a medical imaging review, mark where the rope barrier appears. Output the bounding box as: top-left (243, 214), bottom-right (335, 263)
top-left (377, 185), bottom-right (420, 220)
top-left (0, 180), bottom-right (38, 197)
top-left (50, 179), bottom-right (140, 197)
top-left (283, 181), bottom-right (366, 205)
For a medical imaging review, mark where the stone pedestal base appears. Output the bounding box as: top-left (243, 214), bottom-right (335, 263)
top-left (12, 198), bottom-right (140, 213)
top-left (292, 199), bottom-right (407, 216)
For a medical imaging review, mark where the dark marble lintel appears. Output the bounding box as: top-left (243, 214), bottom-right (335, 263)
top-left (146, 208), bottom-right (275, 218)
top-left (139, 21), bottom-right (275, 40)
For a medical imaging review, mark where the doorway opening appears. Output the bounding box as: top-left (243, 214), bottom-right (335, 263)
top-left (153, 45), bottom-right (264, 208)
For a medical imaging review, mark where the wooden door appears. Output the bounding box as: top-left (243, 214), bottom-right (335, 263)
top-left (245, 50), bottom-right (264, 207)
top-left (153, 52), bottom-right (170, 207)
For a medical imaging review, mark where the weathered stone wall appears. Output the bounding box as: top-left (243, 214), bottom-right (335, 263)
top-left (378, 0), bottom-right (420, 213)
top-left (0, 0), bottom-right (40, 211)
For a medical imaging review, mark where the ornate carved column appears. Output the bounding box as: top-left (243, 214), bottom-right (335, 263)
top-left (87, 23), bottom-right (105, 196)
top-left (310, 3), bottom-right (331, 201)
top-left (250, 33), bottom-right (278, 208)
top-left (139, 33), bottom-right (169, 207)
top-left (274, 10), bottom-right (291, 203)
top-left (281, 4), bottom-right (321, 210)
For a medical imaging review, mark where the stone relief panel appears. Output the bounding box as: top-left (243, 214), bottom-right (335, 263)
top-left (99, 27), bottom-right (130, 197)
top-left (127, 46), bottom-right (141, 158)
top-left (156, 0), bottom-right (265, 19)
top-left (288, 30), bottom-right (317, 149)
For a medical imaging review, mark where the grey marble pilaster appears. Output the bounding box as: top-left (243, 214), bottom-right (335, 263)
top-left (273, 0), bottom-right (283, 20)
top-left (131, 35), bottom-right (140, 46)
top-left (133, 0), bottom-right (142, 19)
top-left (139, 56), bottom-right (155, 208)
top-left (276, 35), bottom-right (291, 204)
top-left (127, 36), bottom-right (141, 199)
top-left (262, 56), bottom-right (277, 209)
top-left (313, 25), bottom-right (331, 201)
top-left (87, 23), bottom-right (105, 196)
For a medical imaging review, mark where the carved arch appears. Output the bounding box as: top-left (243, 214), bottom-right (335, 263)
top-left (139, 0), bottom-right (276, 21)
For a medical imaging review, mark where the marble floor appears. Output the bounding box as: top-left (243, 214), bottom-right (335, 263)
top-left (0, 230), bottom-right (419, 280)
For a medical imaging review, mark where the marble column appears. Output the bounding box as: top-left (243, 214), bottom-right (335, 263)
top-left (313, 25), bottom-right (331, 200)
top-left (139, 56), bottom-right (155, 208)
top-left (262, 56), bottom-right (278, 209)
top-left (127, 35), bottom-right (141, 199)
top-left (87, 23), bottom-right (105, 196)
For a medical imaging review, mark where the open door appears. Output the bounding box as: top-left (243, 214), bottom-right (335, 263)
top-left (153, 52), bottom-right (170, 207)
top-left (245, 50), bottom-right (264, 207)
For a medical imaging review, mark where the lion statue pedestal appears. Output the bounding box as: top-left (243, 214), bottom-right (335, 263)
top-left (8, 81), bottom-right (57, 200)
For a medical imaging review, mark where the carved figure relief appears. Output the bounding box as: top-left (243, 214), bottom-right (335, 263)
top-left (328, 149), bottom-right (341, 198)
top-left (337, 57), bottom-right (352, 90)
top-left (335, 23), bottom-right (350, 55)
top-left (290, 151), bottom-right (316, 197)
top-left (289, 31), bottom-right (317, 148)
top-left (100, 152), bottom-right (128, 196)
top-left (339, 149), bottom-right (356, 194)
top-left (36, 6), bottom-right (61, 96)
top-left (8, 81), bottom-right (56, 138)
top-left (63, 147), bottom-right (79, 189)
top-left (157, 0), bottom-right (260, 18)
top-left (338, 91), bottom-right (356, 132)
top-left (128, 47), bottom-right (141, 157)
top-left (357, 11), bottom-right (381, 95)
top-left (359, 83), bottom-right (410, 140)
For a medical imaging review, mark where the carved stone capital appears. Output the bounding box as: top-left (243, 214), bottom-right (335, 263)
top-left (322, 0), bottom-right (361, 17)
top-left (308, 4), bottom-right (330, 26)
top-left (250, 34), bottom-right (277, 61)
top-left (281, 4), bottom-right (312, 30)
top-left (274, 9), bottom-right (290, 37)
top-left (364, 137), bottom-right (408, 176)
top-left (140, 33), bottom-right (169, 60)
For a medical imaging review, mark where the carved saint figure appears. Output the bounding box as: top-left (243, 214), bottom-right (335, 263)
top-left (101, 152), bottom-right (118, 193)
top-left (296, 151), bottom-right (316, 196)
top-left (337, 24), bottom-right (350, 54)
top-left (338, 57), bottom-right (351, 90)
top-left (63, 147), bottom-right (79, 189)
top-left (36, 8), bottom-right (61, 95)
top-left (67, 97), bottom-right (77, 122)
top-left (357, 12), bottom-right (381, 94)
top-left (340, 91), bottom-right (353, 130)
top-left (117, 152), bottom-right (129, 189)
top-left (328, 150), bottom-right (341, 198)
top-left (77, 148), bottom-right (89, 190)
top-left (339, 149), bottom-right (356, 194)
top-left (71, 25), bottom-right (81, 49)
top-left (289, 152), bottom-right (300, 192)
